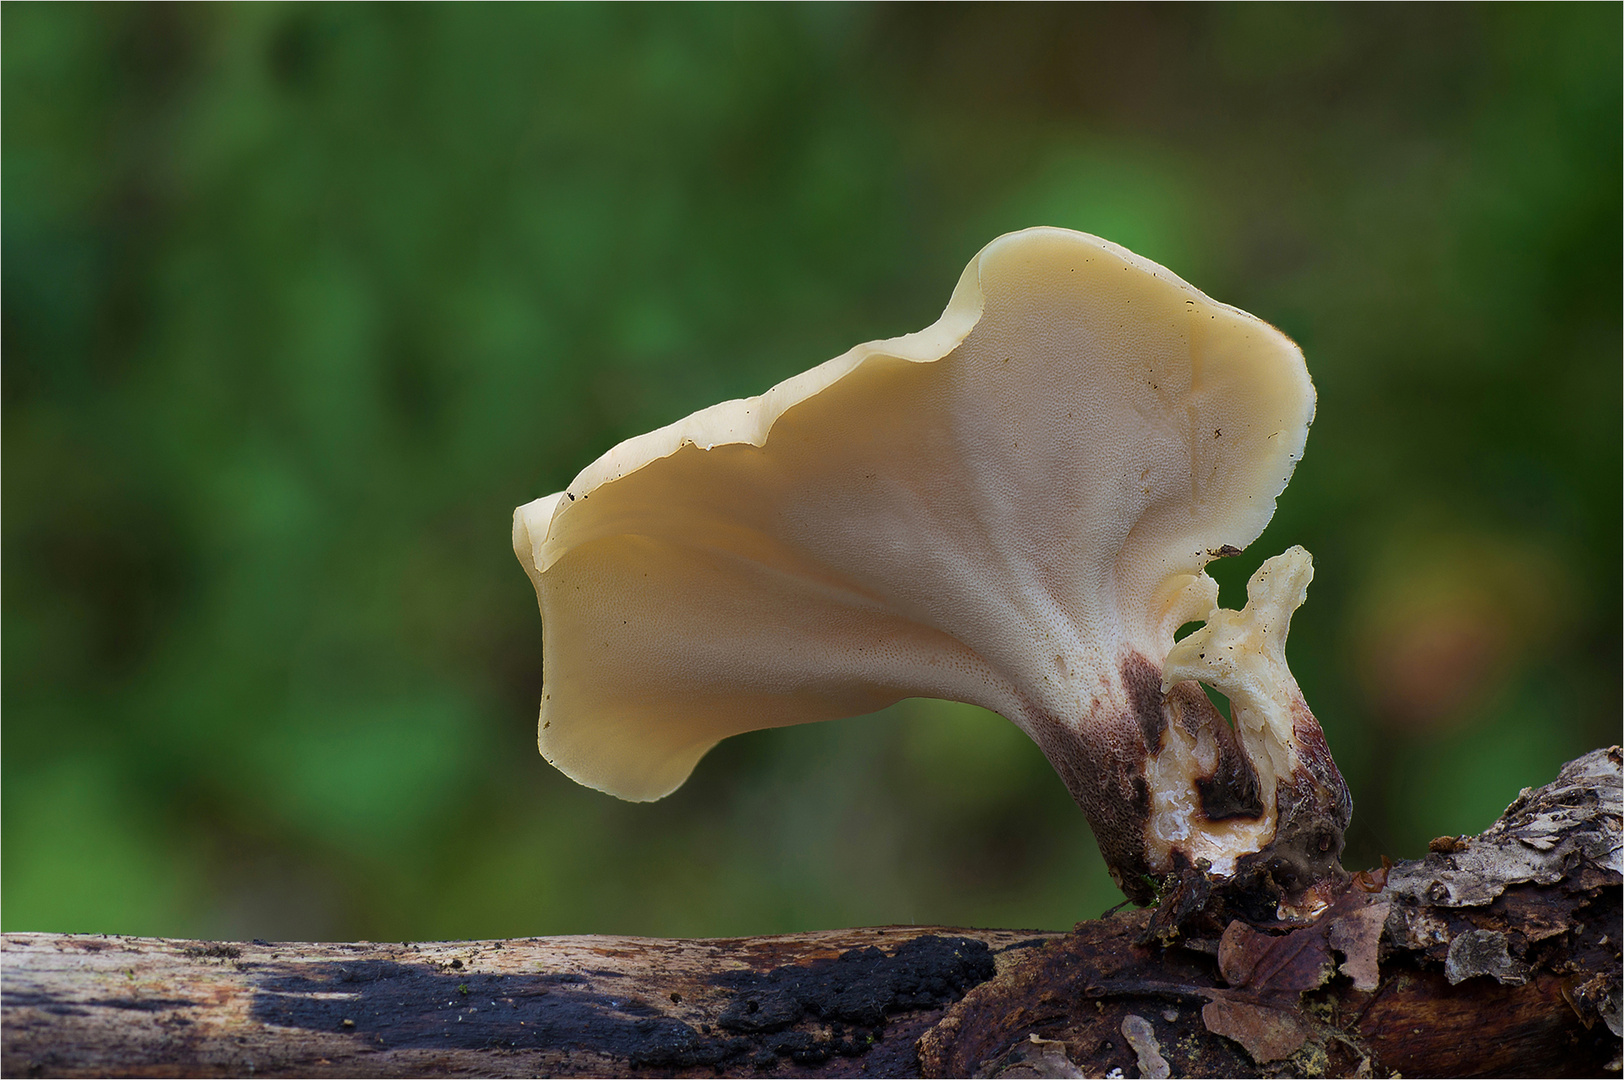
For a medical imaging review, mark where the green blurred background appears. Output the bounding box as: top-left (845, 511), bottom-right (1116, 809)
top-left (5, 4), bottom-right (1619, 942)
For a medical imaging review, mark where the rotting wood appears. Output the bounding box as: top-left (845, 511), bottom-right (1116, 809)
top-left (921, 746), bottom-right (1622, 1078)
top-left (2, 926), bottom-right (1050, 1078)
top-left (3, 748), bottom-right (1619, 1079)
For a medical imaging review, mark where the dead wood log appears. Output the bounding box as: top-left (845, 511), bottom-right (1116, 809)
top-left (3, 748), bottom-right (1619, 1079)
top-left (1, 926), bottom-right (1050, 1078)
top-left (923, 746), bottom-right (1623, 1079)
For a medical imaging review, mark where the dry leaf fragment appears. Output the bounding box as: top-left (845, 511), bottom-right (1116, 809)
top-left (1328, 897), bottom-right (1390, 992)
top-left (1218, 920), bottom-right (1269, 986)
top-left (1201, 998), bottom-right (1316, 1063)
top-left (1217, 919), bottom-right (1334, 994)
top-left (1351, 855), bottom-right (1392, 893)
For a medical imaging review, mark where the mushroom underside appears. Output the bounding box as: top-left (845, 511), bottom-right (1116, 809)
top-left (512, 228), bottom-right (1347, 914)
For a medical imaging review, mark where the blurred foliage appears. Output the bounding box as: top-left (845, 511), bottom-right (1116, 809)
top-left (4, 5), bottom-right (1618, 941)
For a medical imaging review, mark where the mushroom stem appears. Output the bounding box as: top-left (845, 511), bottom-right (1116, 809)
top-left (1162, 547), bottom-right (1314, 816)
top-left (1150, 546), bottom-right (1351, 914)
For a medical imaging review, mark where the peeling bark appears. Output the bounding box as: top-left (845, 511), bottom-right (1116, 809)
top-left (921, 747), bottom-right (1622, 1078)
top-left (3, 748), bottom-right (1619, 1079)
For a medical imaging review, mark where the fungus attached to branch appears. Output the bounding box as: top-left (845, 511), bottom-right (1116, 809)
top-left (513, 227), bottom-right (1350, 912)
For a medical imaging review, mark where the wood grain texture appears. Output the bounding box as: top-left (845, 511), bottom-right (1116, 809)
top-left (2, 927), bottom-right (1052, 1078)
top-left (4, 748), bottom-right (1619, 1078)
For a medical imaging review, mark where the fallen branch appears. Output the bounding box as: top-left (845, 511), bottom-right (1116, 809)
top-left (4, 748), bottom-right (1619, 1078)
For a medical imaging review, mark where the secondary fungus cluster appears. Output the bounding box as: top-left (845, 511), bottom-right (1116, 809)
top-left (513, 227), bottom-right (1351, 915)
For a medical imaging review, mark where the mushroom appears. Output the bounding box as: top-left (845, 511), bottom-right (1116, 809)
top-left (513, 227), bottom-right (1350, 910)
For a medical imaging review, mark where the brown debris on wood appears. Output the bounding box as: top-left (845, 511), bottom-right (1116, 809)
top-left (920, 746), bottom-right (1622, 1078)
top-left (3, 748), bottom-right (1619, 1078)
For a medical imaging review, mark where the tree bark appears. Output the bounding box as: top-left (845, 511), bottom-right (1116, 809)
top-left (4, 748), bottom-right (1619, 1079)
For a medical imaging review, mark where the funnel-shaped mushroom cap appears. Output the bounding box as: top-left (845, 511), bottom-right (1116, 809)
top-left (515, 227), bottom-right (1337, 900)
